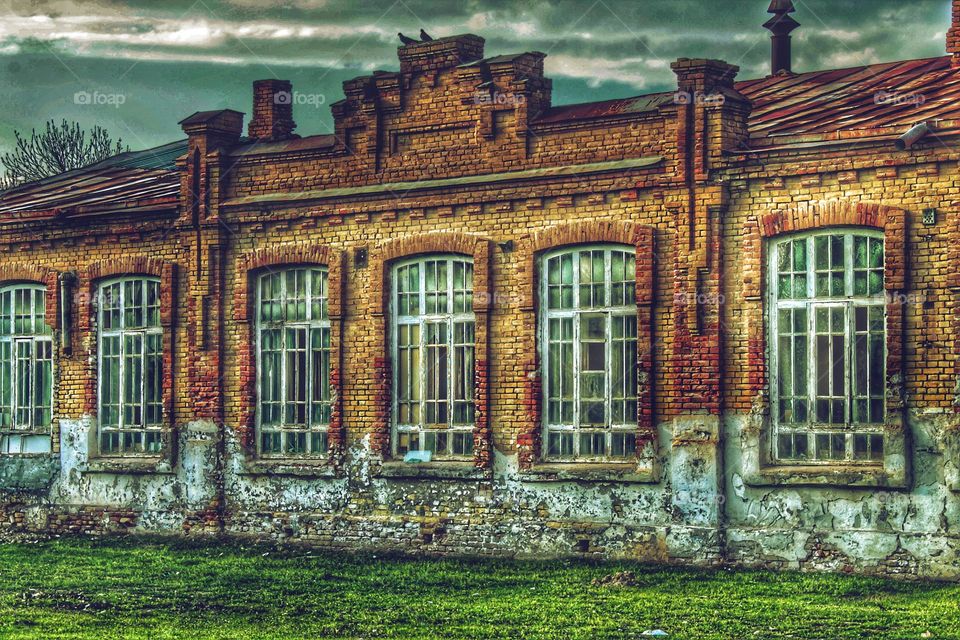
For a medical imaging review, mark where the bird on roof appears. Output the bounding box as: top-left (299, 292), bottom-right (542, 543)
top-left (419, 29), bottom-right (434, 41)
top-left (398, 32), bottom-right (418, 45)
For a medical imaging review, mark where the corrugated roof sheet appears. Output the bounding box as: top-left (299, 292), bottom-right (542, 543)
top-left (537, 56), bottom-right (960, 143)
top-left (738, 56), bottom-right (960, 139)
top-left (0, 140), bottom-right (186, 218)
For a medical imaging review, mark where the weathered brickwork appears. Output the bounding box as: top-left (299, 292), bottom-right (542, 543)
top-left (2, 21), bottom-right (960, 580)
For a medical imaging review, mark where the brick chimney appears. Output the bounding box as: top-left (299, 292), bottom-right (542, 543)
top-left (248, 79), bottom-right (297, 141)
top-left (948, 0), bottom-right (960, 66)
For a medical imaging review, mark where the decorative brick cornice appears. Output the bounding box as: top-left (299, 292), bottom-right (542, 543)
top-left (515, 219), bottom-right (657, 469)
top-left (234, 243), bottom-right (346, 460)
top-left (0, 263), bottom-right (60, 330)
top-left (368, 231), bottom-right (495, 466)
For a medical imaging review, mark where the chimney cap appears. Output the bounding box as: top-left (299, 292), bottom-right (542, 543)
top-left (763, 13), bottom-right (800, 33)
top-left (767, 0), bottom-right (796, 12)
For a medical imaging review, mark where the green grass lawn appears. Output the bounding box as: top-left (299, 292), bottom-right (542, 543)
top-left (0, 538), bottom-right (959, 639)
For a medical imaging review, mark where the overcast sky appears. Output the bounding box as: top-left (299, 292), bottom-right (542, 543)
top-left (0, 0), bottom-right (953, 155)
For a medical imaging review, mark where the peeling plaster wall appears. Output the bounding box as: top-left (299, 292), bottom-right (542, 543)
top-left (0, 418), bottom-right (221, 536)
top-left (724, 412), bottom-right (960, 579)
top-left (3, 413), bottom-right (960, 579)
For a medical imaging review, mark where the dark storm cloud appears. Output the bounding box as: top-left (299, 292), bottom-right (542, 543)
top-left (0, 0), bottom-right (954, 156)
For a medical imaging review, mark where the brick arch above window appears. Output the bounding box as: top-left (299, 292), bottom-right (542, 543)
top-left (742, 200), bottom-right (906, 301)
top-left (233, 243), bottom-right (346, 462)
top-left (235, 244), bottom-right (345, 323)
top-left (0, 264), bottom-right (60, 331)
top-left (514, 219), bottom-right (657, 476)
top-left (369, 232), bottom-right (494, 317)
top-left (367, 232), bottom-right (495, 467)
top-left (739, 200), bottom-right (910, 488)
top-left (517, 220), bottom-right (656, 312)
top-left (78, 257), bottom-right (178, 331)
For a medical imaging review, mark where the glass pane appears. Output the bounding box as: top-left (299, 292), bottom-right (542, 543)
top-left (260, 329), bottom-right (282, 426)
top-left (123, 334), bottom-right (144, 427)
top-left (284, 328), bottom-right (307, 425)
top-left (145, 334), bottom-right (163, 425)
top-left (310, 327), bottom-right (331, 427)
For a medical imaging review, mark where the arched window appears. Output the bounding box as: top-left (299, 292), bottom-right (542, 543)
top-left (98, 277), bottom-right (163, 455)
top-left (540, 245), bottom-right (637, 460)
top-left (257, 267), bottom-right (331, 456)
top-left (392, 255), bottom-right (475, 459)
top-left (769, 230), bottom-right (886, 463)
top-left (0, 284), bottom-right (53, 454)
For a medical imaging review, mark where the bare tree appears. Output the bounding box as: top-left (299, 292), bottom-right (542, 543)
top-left (0, 120), bottom-right (127, 190)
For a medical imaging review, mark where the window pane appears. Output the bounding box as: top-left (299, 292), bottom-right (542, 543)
top-left (145, 334), bottom-right (163, 426)
top-left (393, 257), bottom-right (474, 458)
top-left (283, 328), bottom-right (307, 426)
top-left (123, 334), bottom-right (144, 427)
top-left (542, 246), bottom-right (637, 460)
top-left (310, 327), bottom-right (331, 427)
top-left (772, 233), bottom-right (884, 464)
top-left (100, 335), bottom-right (121, 429)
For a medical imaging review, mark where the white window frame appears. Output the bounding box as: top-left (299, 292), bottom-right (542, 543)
top-left (97, 276), bottom-right (164, 456)
top-left (255, 266), bottom-right (332, 457)
top-left (390, 254), bottom-right (475, 460)
top-left (768, 229), bottom-right (886, 465)
top-left (0, 284), bottom-right (53, 454)
top-left (539, 244), bottom-right (639, 462)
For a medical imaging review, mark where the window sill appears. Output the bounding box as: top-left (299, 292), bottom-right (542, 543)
top-left (518, 462), bottom-right (657, 483)
top-left (744, 465), bottom-right (905, 489)
top-left (378, 461), bottom-right (489, 480)
top-left (80, 457), bottom-right (173, 475)
top-left (239, 459), bottom-right (338, 478)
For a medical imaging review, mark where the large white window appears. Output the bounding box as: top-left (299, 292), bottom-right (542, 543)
top-left (540, 245), bottom-right (638, 461)
top-left (257, 267), bottom-right (331, 456)
top-left (98, 277), bottom-right (163, 456)
top-left (770, 230), bottom-right (886, 463)
top-left (392, 255), bottom-right (475, 459)
top-left (0, 285), bottom-right (53, 454)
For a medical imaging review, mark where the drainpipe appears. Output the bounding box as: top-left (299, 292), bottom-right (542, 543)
top-left (58, 272), bottom-right (75, 356)
top-left (895, 122), bottom-right (932, 150)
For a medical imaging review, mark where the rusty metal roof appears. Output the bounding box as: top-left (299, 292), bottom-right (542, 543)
top-left (739, 56), bottom-right (960, 140)
top-left (537, 56), bottom-right (960, 145)
top-left (536, 92), bottom-right (676, 124)
top-left (0, 140), bottom-right (186, 219)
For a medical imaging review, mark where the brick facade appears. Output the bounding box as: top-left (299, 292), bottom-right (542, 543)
top-left (2, 25), bottom-right (960, 579)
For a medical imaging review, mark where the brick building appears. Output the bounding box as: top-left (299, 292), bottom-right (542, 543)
top-left (1, 0), bottom-right (959, 578)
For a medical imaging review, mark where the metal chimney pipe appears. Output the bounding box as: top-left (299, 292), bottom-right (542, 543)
top-left (764, 0), bottom-right (800, 75)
